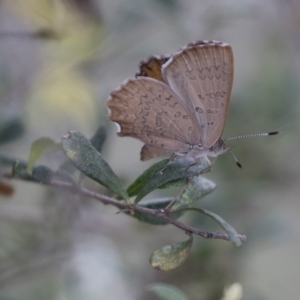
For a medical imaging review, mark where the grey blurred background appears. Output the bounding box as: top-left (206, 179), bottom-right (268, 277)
top-left (0, 0), bottom-right (299, 299)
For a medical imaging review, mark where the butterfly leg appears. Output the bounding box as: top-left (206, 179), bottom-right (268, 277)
top-left (181, 157), bottom-right (211, 178)
top-left (156, 153), bottom-right (177, 175)
top-left (181, 162), bottom-right (202, 177)
top-left (181, 162), bottom-right (197, 177)
top-left (164, 163), bottom-right (211, 213)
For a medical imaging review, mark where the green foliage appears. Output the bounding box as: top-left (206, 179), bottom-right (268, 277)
top-left (172, 207), bottom-right (242, 247)
top-left (27, 137), bottom-right (60, 173)
top-left (171, 176), bottom-right (216, 211)
top-left (31, 165), bottom-right (54, 184)
top-left (12, 161), bottom-right (32, 180)
top-left (0, 116), bottom-right (24, 145)
top-left (150, 235), bottom-right (193, 271)
top-left (61, 130), bottom-right (129, 203)
top-left (6, 127), bottom-right (242, 270)
top-left (147, 283), bottom-right (189, 300)
top-left (89, 125), bottom-right (107, 153)
top-left (13, 161), bottom-right (53, 184)
top-left (126, 156), bottom-right (211, 204)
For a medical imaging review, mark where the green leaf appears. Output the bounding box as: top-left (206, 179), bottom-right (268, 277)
top-left (173, 207), bottom-right (242, 247)
top-left (12, 161), bottom-right (32, 180)
top-left (58, 125), bottom-right (107, 174)
top-left (61, 131), bottom-right (129, 202)
top-left (158, 177), bottom-right (188, 189)
top-left (0, 116), bottom-right (24, 145)
top-left (27, 137), bottom-right (60, 173)
top-left (150, 235), bottom-right (193, 271)
top-left (31, 165), bottom-right (54, 184)
top-left (128, 156), bottom-right (211, 204)
top-left (146, 283), bottom-right (189, 300)
top-left (126, 159), bottom-right (169, 198)
top-left (90, 125), bottom-right (107, 153)
top-left (133, 198), bottom-right (183, 225)
top-left (171, 176), bottom-right (216, 211)
top-left (13, 162), bottom-right (56, 184)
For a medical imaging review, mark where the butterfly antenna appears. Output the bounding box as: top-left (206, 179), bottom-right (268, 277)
top-left (225, 131), bottom-right (279, 169)
top-left (228, 147), bottom-right (242, 168)
top-left (225, 131), bottom-right (280, 141)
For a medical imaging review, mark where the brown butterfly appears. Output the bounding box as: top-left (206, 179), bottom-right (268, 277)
top-left (107, 40), bottom-right (234, 165)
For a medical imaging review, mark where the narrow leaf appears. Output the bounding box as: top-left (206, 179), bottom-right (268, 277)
top-left (13, 161), bottom-right (32, 180)
top-left (32, 165), bottom-right (54, 184)
top-left (171, 176), bottom-right (216, 211)
top-left (129, 156), bottom-right (211, 204)
top-left (27, 137), bottom-right (60, 173)
top-left (61, 131), bottom-right (129, 202)
top-left (0, 117), bottom-right (24, 145)
top-left (147, 283), bottom-right (189, 300)
top-left (58, 126), bottom-right (107, 174)
top-left (173, 207), bottom-right (242, 247)
top-left (150, 235), bottom-right (193, 271)
top-left (158, 177), bottom-right (188, 189)
top-left (126, 158), bottom-right (169, 198)
top-left (13, 162), bottom-right (56, 185)
top-left (90, 125), bottom-right (107, 153)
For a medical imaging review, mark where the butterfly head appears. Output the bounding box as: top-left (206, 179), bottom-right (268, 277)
top-left (209, 139), bottom-right (230, 157)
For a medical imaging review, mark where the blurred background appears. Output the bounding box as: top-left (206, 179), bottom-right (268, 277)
top-left (0, 0), bottom-right (299, 299)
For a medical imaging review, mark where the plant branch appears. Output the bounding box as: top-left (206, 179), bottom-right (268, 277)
top-left (2, 173), bottom-right (246, 243)
top-left (51, 180), bottom-right (247, 243)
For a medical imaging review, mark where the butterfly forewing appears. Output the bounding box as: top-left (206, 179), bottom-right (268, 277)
top-left (162, 41), bottom-right (234, 148)
top-left (107, 77), bottom-right (201, 156)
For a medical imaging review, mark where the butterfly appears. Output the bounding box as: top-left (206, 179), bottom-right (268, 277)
top-left (107, 40), bottom-right (234, 167)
